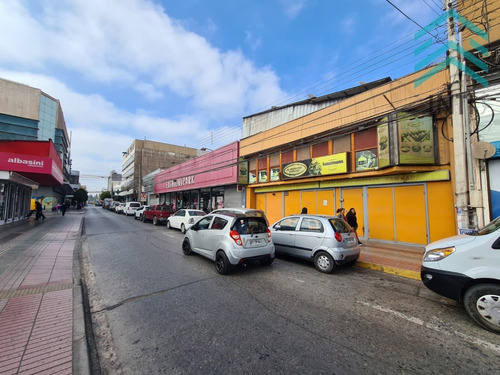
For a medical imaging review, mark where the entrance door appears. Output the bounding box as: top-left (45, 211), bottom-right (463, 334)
top-left (340, 188), bottom-right (364, 238)
top-left (368, 187), bottom-right (395, 241)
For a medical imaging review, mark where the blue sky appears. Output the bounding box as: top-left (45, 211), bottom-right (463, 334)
top-left (0, 0), bottom-right (446, 192)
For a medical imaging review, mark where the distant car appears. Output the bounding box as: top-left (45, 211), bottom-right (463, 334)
top-left (142, 204), bottom-right (173, 225)
top-left (269, 214), bottom-right (360, 273)
top-left (135, 205), bottom-right (150, 220)
top-left (109, 201), bottom-right (121, 212)
top-left (421, 217), bottom-right (500, 334)
top-left (182, 212), bottom-right (275, 274)
top-left (115, 202), bottom-right (126, 214)
top-left (124, 202), bottom-right (141, 216)
top-left (167, 209), bottom-right (206, 233)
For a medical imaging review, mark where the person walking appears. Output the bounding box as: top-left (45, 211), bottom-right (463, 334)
top-left (61, 201), bottom-right (67, 216)
top-left (346, 207), bottom-right (362, 245)
top-left (35, 200), bottom-right (45, 220)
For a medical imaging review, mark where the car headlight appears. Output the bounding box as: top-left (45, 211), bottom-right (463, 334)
top-left (423, 247), bottom-right (455, 262)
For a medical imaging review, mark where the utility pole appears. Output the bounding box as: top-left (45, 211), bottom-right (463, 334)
top-left (445, 0), bottom-right (470, 232)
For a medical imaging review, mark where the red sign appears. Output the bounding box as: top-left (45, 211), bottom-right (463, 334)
top-left (0, 152), bottom-right (63, 185)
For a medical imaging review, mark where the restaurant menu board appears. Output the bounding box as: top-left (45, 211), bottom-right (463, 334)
top-left (398, 113), bottom-right (435, 164)
top-left (238, 160), bottom-right (249, 185)
top-left (270, 167), bottom-right (280, 181)
top-left (259, 170), bottom-right (268, 182)
top-left (377, 121), bottom-right (390, 168)
top-left (281, 153), bottom-right (348, 180)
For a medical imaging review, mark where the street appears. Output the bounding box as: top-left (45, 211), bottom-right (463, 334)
top-left (82, 206), bottom-right (499, 375)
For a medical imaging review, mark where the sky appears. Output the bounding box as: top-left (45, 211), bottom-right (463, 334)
top-left (0, 0), bottom-right (447, 193)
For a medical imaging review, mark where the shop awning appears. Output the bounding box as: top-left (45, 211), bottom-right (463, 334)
top-left (0, 171), bottom-right (39, 189)
top-left (118, 189), bottom-right (134, 196)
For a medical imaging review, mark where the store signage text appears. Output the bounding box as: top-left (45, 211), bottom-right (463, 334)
top-left (8, 157), bottom-right (44, 168)
top-left (281, 153), bottom-right (348, 180)
top-left (166, 175), bottom-right (195, 188)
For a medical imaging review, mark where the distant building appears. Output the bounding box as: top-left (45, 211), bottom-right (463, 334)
top-left (120, 140), bottom-right (198, 203)
top-left (0, 78), bottom-right (75, 224)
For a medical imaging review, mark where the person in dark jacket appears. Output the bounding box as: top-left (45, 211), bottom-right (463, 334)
top-left (346, 207), bottom-right (362, 245)
top-left (35, 200), bottom-right (45, 220)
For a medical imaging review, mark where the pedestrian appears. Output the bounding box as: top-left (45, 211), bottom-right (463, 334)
top-left (61, 201), bottom-right (67, 216)
top-left (35, 200), bottom-right (45, 220)
top-left (56, 203), bottom-right (61, 215)
top-left (346, 207), bottom-right (362, 245)
top-left (336, 207), bottom-right (346, 221)
top-left (301, 207), bottom-right (308, 214)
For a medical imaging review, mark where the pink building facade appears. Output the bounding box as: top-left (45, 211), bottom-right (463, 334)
top-left (154, 142), bottom-right (243, 212)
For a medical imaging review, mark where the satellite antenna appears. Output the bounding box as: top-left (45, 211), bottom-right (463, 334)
top-left (471, 142), bottom-right (496, 159)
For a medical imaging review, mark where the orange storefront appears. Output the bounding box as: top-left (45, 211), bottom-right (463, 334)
top-left (240, 70), bottom-right (458, 245)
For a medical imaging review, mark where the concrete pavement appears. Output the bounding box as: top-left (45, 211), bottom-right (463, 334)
top-left (0, 208), bottom-right (423, 374)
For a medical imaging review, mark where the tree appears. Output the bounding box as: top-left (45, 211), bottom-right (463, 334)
top-left (74, 188), bottom-right (89, 205)
top-left (100, 191), bottom-right (111, 200)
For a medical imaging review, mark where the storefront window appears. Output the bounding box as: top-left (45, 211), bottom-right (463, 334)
top-left (189, 190), bottom-right (199, 210)
top-left (0, 183), bottom-right (5, 221)
top-left (270, 153), bottom-right (280, 182)
top-left (200, 188), bottom-right (211, 213)
top-left (211, 187), bottom-right (224, 210)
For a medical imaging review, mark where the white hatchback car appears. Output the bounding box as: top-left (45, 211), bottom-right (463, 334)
top-left (269, 214), bottom-right (360, 273)
top-left (166, 209), bottom-right (206, 233)
top-left (134, 205), bottom-right (150, 220)
top-left (182, 212), bottom-right (275, 274)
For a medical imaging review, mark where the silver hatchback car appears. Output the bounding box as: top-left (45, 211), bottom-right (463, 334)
top-left (269, 214), bottom-right (360, 273)
top-left (182, 213), bottom-right (275, 274)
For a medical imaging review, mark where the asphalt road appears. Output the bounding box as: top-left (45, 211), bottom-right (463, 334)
top-left (81, 206), bottom-right (500, 375)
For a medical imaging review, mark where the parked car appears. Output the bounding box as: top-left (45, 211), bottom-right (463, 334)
top-left (142, 204), bottom-right (173, 225)
top-left (115, 202), bottom-right (126, 214)
top-left (124, 201), bottom-right (141, 216)
top-left (210, 208), bottom-right (269, 225)
top-left (135, 205), bottom-right (150, 220)
top-left (269, 214), bottom-right (360, 273)
top-left (421, 217), bottom-right (500, 334)
top-left (182, 212), bottom-right (275, 274)
top-left (166, 209), bottom-right (206, 233)
top-left (109, 201), bottom-right (121, 212)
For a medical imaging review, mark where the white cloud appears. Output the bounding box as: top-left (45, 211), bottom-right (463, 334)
top-left (0, 0), bottom-right (289, 191)
top-left (279, 0), bottom-right (310, 19)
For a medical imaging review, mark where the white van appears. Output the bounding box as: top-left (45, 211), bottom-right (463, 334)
top-left (124, 202), bottom-right (141, 216)
top-left (421, 217), bottom-right (500, 334)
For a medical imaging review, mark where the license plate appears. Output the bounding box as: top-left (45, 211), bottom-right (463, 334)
top-left (345, 237), bottom-right (354, 244)
top-left (246, 238), bottom-right (265, 247)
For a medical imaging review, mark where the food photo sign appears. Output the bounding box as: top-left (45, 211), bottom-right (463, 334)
top-left (397, 113), bottom-right (435, 164)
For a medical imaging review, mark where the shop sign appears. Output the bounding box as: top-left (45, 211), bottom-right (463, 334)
top-left (238, 160), bottom-right (249, 185)
top-left (398, 113), bottom-right (435, 164)
top-left (281, 153), bottom-right (348, 180)
top-left (166, 175), bottom-right (195, 188)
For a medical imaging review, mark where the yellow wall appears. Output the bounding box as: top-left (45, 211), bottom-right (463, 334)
top-left (317, 190), bottom-right (334, 215)
top-left (394, 185), bottom-right (427, 244)
top-left (284, 190), bottom-right (301, 216)
top-left (427, 181), bottom-right (457, 242)
top-left (341, 188), bottom-right (364, 238)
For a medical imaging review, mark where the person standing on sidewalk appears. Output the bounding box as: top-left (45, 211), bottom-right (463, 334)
top-left (35, 200), bottom-right (45, 220)
top-left (346, 207), bottom-right (362, 245)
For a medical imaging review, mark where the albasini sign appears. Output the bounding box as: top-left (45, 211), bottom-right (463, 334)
top-left (281, 153), bottom-right (348, 180)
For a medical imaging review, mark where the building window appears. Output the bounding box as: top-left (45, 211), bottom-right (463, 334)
top-left (281, 150), bottom-right (293, 164)
top-left (296, 146), bottom-right (310, 160)
top-left (270, 153), bottom-right (280, 182)
top-left (312, 141), bottom-right (329, 158)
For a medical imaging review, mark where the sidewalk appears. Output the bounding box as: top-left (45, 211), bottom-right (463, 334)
top-left (0, 210), bottom-right (424, 374)
top-left (0, 210), bottom-right (88, 375)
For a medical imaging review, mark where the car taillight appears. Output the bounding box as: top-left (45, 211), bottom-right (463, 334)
top-left (334, 232), bottom-right (343, 242)
top-left (230, 230), bottom-right (242, 246)
top-left (267, 228), bottom-right (271, 242)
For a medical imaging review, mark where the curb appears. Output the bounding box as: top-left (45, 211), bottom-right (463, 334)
top-left (356, 261), bottom-right (421, 281)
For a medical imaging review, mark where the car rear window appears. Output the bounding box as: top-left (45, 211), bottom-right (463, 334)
top-left (328, 218), bottom-right (351, 233)
top-left (232, 217), bottom-right (268, 234)
top-left (130, 203), bottom-right (140, 208)
top-left (188, 210), bottom-right (205, 216)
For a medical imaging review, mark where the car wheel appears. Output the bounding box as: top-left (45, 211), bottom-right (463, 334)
top-left (166, 220), bottom-right (171, 229)
top-left (181, 224), bottom-right (186, 234)
top-left (464, 284), bottom-right (500, 334)
top-left (153, 216), bottom-right (158, 225)
top-left (182, 238), bottom-right (193, 255)
top-left (260, 257), bottom-right (274, 266)
top-left (142, 215), bottom-right (146, 223)
top-left (215, 251), bottom-right (232, 275)
top-left (314, 251), bottom-right (335, 273)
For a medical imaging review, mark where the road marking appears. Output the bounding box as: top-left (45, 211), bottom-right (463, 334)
top-left (163, 232), bottom-right (176, 238)
top-left (358, 300), bottom-right (500, 354)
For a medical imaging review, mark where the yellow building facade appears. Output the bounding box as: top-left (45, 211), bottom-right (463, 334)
top-left (239, 69), bottom-right (458, 245)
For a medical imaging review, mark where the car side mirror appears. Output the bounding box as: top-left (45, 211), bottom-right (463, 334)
top-left (274, 224), bottom-right (281, 231)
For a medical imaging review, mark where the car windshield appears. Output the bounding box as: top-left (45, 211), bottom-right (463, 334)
top-left (476, 216), bottom-right (500, 235)
top-left (328, 218), bottom-right (351, 233)
top-left (232, 217), bottom-right (268, 234)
